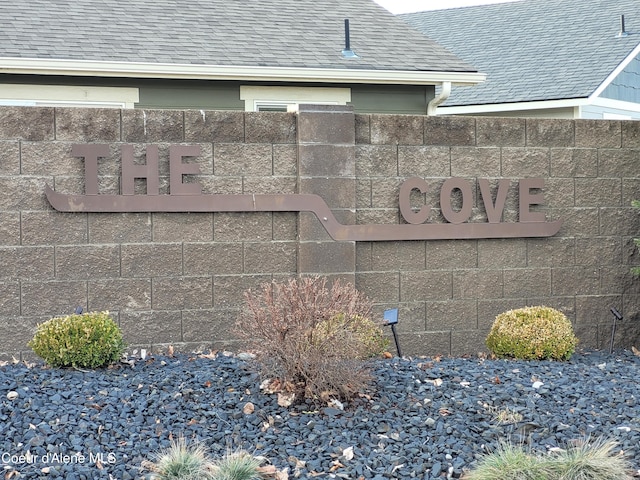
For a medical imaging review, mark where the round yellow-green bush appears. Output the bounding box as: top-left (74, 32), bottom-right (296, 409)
top-left (313, 313), bottom-right (390, 359)
top-left (486, 306), bottom-right (578, 360)
top-left (28, 311), bottom-right (125, 368)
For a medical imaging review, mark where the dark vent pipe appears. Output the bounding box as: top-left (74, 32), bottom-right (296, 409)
top-left (618, 14), bottom-right (628, 37)
top-left (341, 19), bottom-right (359, 58)
top-left (344, 19), bottom-right (351, 50)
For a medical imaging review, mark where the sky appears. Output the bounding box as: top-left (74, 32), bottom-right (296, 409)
top-left (374, 0), bottom-right (518, 14)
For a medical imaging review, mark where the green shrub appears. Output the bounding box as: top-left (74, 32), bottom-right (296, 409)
top-left (147, 437), bottom-right (214, 480)
top-left (464, 438), bottom-right (632, 480)
top-left (313, 313), bottom-right (390, 359)
top-left (210, 450), bottom-right (262, 480)
top-left (485, 306), bottom-right (578, 361)
top-left (234, 276), bottom-right (379, 402)
top-left (28, 311), bottom-right (125, 368)
top-left (463, 441), bottom-right (548, 480)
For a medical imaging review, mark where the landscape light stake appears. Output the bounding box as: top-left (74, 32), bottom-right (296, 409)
top-left (609, 307), bottom-right (623, 354)
top-left (383, 309), bottom-right (402, 357)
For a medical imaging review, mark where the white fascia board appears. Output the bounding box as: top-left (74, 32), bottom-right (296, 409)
top-left (590, 42), bottom-right (640, 99)
top-left (0, 57), bottom-right (486, 86)
top-left (437, 97), bottom-right (589, 115)
top-left (590, 96), bottom-right (640, 113)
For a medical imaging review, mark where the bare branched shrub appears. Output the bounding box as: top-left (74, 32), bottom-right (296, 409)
top-left (235, 276), bottom-right (381, 402)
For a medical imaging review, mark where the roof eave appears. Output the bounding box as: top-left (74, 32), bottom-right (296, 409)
top-left (0, 57), bottom-right (486, 86)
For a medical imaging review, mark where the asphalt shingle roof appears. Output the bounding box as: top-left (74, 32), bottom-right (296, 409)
top-left (400, 0), bottom-right (640, 106)
top-left (0, 0), bottom-right (478, 73)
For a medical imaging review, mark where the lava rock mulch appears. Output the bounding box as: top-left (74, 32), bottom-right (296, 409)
top-left (1, 349), bottom-right (639, 479)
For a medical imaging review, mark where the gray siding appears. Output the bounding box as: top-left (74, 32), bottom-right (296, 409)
top-left (601, 53), bottom-right (640, 104)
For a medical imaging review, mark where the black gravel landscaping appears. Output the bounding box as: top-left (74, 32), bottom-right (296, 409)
top-left (1, 349), bottom-right (640, 480)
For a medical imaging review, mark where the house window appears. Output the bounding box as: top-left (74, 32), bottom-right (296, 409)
top-left (240, 86), bottom-right (351, 112)
top-left (0, 84), bottom-right (139, 108)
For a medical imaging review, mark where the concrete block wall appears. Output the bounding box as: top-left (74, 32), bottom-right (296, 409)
top-left (1, 106), bottom-right (639, 358)
top-left (354, 115), bottom-right (640, 355)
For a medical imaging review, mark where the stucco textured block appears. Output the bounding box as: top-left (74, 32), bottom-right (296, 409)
top-left (0, 107), bottom-right (54, 141)
top-left (273, 144), bottom-right (297, 176)
top-left (213, 274), bottom-right (272, 308)
top-left (298, 241), bottom-right (355, 274)
top-left (551, 267), bottom-right (599, 296)
top-left (427, 299), bottom-right (478, 330)
top-left (246, 112), bottom-right (296, 144)
top-left (243, 242), bottom-right (297, 274)
top-left (478, 239), bottom-right (527, 268)
top-left (575, 120), bottom-right (621, 148)
top-left (0, 316), bottom-right (41, 352)
top-left (214, 212), bottom-right (274, 241)
top-left (370, 178), bottom-right (405, 209)
top-left (243, 176), bottom-right (296, 195)
top-left (370, 114), bottom-right (423, 145)
top-left (426, 240), bottom-right (478, 269)
top-left (182, 309), bottom-right (238, 343)
top-left (88, 213), bottom-right (152, 243)
top-left (598, 149), bottom-right (640, 178)
top-left (503, 268), bottom-right (551, 298)
top-left (355, 114), bottom-right (371, 144)
top-left (0, 247), bottom-right (54, 280)
top-left (400, 270), bottom-right (452, 301)
top-left (575, 178), bottom-right (621, 207)
top-left (22, 212), bottom-right (88, 245)
top-left (544, 178), bottom-right (576, 208)
top-left (398, 146), bottom-right (450, 177)
top-left (121, 243), bottom-right (183, 277)
top-left (622, 121), bottom-right (640, 147)
top-left (0, 212), bottom-right (20, 246)
top-left (453, 269), bottom-right (504, 299)
top-left (550, 148), bottom-right (598, 178)
top-left (527, 237), bottom-right (575, 267)
top-left (152, 213), bottom-right (214, 242)
top-left (55, 245), bottom-right (121, 279)
top-left (119, 310), bottom-right (182, 344)
top-left (451, 329), bottom-right (490, 356)
top-left (371, 242), bottom-right (426, 271)
top-left (299, 177), bottom-right (355, 209)
top-left (575, 237), bottom-right (622, 266)
top-left (553, 207), bottom-right (599, 236)
top-left (355, 145), bottom-right (398, 177)
top-left (55, 108), bottom-right (120, 142)
top-left (183, 242), bottom-right (243, 275)
top-left (398, 331), bottom-right (451, 356)
top-left (476, 117), bottom-right (525, 147)
top-left (0, 177), bottom-right (53, 210)
top-left (355, 271), bottom-right (400, 303)
top-left (501, 147), bottom-right (550, 177)
top-left (0, 141), bottom-right (20, 174)
top-left (214, 143), bottom-right (273, 176)
top-left (451, 147), bottom-right (501, 177)
top-left (425, 115), bottom-right (475, 146)
top-left (526, 118), bottom-right (574, 147)
top-left (272, 212), bottom-right (297, 240)
top-left (298, 112), bottom-right (355, 144)
top-left (21, 280), bottom-right (87, 316)
top-left (477, 299), bottom-right (523, 330)
top-left (152, 276), bottom-right (213, 309)
top-left (599, 208), bottom-right (640, 236)
top-left (21, 142), bottom-right (82, 176)
top-left (122, 109), bottom-right (184, 142)
top-left (88, 279), bottom-right (151, 311)
top-left (299, 144), bottom-right (355, 176)
top-left (0, 281), bottom-right (20, 315)
top-left (184, 110), bottom-right (244, 143)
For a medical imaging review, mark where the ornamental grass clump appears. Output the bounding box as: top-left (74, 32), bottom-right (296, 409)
top-left (147, 437), bottom-right (214, 480)
top-left (485, 306), bottom-right (578, 361)
top-left (464, 437), bottom-right (632, 480)
top-left (235, 276), bottom-right (384, 402)
top-left (28, 311), bottom-right (125, 369)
